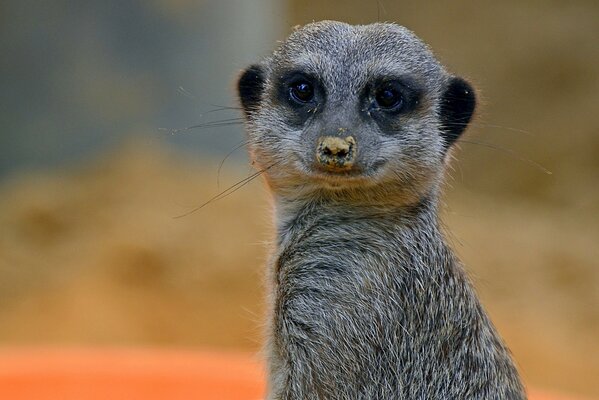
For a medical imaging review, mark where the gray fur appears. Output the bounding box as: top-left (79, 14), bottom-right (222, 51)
top-left (238, 21), bottom-right (526, 400)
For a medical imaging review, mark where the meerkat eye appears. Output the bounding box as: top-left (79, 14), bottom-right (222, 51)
top-left (289, 80), bottom-right (314, 103)
top-left (374, 82), bottom-right (404, 110)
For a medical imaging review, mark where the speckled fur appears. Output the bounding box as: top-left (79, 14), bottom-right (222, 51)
top-left (238, 21), bottom-right (526, 400)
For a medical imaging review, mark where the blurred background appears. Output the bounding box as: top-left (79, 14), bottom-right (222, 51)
top-left (0, 0), bottom-right (597, 397)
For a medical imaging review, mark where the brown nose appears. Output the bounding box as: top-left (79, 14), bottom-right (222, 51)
top-left (316, 136), bottom-right (356, 171)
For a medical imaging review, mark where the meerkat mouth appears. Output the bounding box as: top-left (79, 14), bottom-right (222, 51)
top-left (306, 150), bottom-right (386, 189)
top-left (306, 168), bottom-right (378, 190)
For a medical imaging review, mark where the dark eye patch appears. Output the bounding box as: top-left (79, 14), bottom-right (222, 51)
top-left (276, 71), bottom-right (322, 105)
top-left (366, 76), bottom-right (422, 116)
top-left (275, 70), bottom-right (324, 125)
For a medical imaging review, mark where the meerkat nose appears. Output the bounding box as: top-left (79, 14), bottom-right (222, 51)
top-left (316, 136), bottom-right (356, 171)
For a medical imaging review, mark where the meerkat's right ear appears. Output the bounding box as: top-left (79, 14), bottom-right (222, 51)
top-left (439, 77), bottom-right (476, 148)
top-left (237, 64), bottom-right (266, 118)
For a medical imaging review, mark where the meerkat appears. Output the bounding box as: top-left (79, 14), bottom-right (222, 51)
top-left (237, 21), bottom-right (526, 399)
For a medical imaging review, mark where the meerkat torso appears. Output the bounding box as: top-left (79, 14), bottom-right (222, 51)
top-left (237, 21), bottom-right (526, 400)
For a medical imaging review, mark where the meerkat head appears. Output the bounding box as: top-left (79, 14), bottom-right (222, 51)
top-left (237, 21), bottom-right (475, 205)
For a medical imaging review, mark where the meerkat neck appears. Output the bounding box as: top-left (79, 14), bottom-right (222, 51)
top-left (273, 189), bottom-right (442, 246)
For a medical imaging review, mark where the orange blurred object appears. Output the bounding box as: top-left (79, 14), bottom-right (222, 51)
top-left (0, 348), bottom-right (590, 400)
top-left (0, 348), bottom-right (264, 400)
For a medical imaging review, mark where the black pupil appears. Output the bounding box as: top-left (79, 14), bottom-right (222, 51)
top-left (291, 81), bottom-right (313, 102)
top-left (376, 86), bottom-right (402, 109)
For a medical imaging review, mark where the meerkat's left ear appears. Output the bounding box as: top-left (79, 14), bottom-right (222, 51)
top-left (439, 77), bottom-right (476, 148)
top-left (237, 64), bottom-right (266, 119)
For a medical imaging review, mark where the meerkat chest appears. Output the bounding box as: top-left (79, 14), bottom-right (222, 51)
top-left (272, 215), bottom-right (444, 337)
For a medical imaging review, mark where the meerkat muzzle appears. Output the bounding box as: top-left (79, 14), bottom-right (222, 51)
top-left (316, 136), bottom-right (356, 171)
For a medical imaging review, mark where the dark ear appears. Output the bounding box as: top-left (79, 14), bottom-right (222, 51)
top-left (439, 77), bottom-right (476, 148)
top-left (237, 64), bottom-right (265, 118)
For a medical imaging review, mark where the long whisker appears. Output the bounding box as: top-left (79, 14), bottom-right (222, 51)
top-left (457, 139), bottom-right (552, 175)
top-left (206, 104), bottom-right (243, 112)
top-left (456, 122), bottom-right (533, 136)
top-left (217, 140), bottom-right (250, 188)
top-left (177, 86), bottom-right (197, 100)
top-left (173, 162), bottom-right (278, 218)
top-left (175, 87), bottom-right (243, 113)
top-left (375, 0), bottom-right (388, 21)
top-left (159, 118), bottom-right (244, 135)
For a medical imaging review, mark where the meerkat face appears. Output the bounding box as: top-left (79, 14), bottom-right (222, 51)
top-left (238, 21), bottom-right (475, 202)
